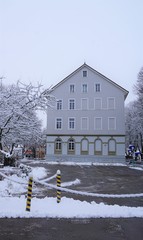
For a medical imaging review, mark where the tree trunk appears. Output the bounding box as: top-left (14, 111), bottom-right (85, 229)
top-left (4, 157), bottom-right (15, 166)
top-left (4, 143), bottom-right (16, 166)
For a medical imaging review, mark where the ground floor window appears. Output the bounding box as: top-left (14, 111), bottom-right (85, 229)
top-left (55, 138), bottom-right (62, 154)
top-left (68, 138), bottom-right (75, 154)
top-left (52, 136), bottom-right (118, 156)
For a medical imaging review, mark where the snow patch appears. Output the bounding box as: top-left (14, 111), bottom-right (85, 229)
top-left (0, 196), bottom-right (143, 218)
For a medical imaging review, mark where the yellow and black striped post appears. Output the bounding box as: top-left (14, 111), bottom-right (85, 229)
top-left (26, 174), bottom-right (33, 211)
top-left (57, 170), bottom-right (61, 203)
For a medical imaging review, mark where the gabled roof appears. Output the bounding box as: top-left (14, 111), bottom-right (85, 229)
top-left (51, 63), bottom-right (129, 99)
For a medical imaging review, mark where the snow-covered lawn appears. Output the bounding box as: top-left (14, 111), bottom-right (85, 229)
top-left (0, 162), bottom-right (143, 218)
top-left (0, 196), bottom-right (143, 218)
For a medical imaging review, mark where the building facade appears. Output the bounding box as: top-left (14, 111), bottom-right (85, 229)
top-left (46, 63), bottom-right (128, 162)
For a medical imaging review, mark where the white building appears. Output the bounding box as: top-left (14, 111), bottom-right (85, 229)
top-left (46, 63), bottom-right (128, 163)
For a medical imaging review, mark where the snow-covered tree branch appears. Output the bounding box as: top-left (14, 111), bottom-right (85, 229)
top-left (125, 67), bottom-right (143, 152)
top-left (0, 80), bottom-right (55, 165)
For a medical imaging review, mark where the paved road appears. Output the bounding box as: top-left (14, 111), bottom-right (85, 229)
top-left (32, 163), bottom-right (143, 207)
top-left (0, 218), bottom-right (143, 240)
top-left (1, 162), bottom-right (143, 239)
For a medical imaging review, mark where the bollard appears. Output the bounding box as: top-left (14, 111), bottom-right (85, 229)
top-left (26, 174), bottom-right (33, 211)
top-left (57, 170), bottom-right (61, 203)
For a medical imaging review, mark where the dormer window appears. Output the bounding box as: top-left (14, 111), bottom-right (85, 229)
top-left (83, 70), bottom-right (87, 77)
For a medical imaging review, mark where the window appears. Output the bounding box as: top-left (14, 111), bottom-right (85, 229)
top-left (55, 138), bottom-right (62, 152)
top-left (68, 139), bottom-right (75, 151)
top-left (70, 84), bottom-right (75, 93)
top-left (69, 99), bottom-right (75, 109)
top-left (82, 84), bottom-right (88, 93)
top-left (69, 118), bottom-right (75, 129)
top-left (95, 83), bottom-right (101, 92)
top-left (94, 117), bottom-right (102, 130)
top-left (83, 70), bottom-right (87, 77)
top-left (95, 98), bottom-right (102, 109)
top-left (108, 98), bottom-right (115, 109)
top-left (56, 118), bottom-right (62, 129)
top-left (108, 117), bottom-right (116, 130)
top-left (57, 100), bottom-right (62, 110)
top-left (81, 117), bottom-right (88, 130)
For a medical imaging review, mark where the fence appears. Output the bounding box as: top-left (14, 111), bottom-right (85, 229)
top-left (0, 169), bottom-right (143, 212)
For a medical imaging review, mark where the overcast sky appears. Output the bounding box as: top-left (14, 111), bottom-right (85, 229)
top-left (0, 0), bottom-right (143, 106)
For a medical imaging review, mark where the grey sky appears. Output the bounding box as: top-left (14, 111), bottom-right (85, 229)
top-left (0, 0), bottom-right (143, 105)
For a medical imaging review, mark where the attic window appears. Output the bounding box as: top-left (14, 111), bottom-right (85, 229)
top-left (83, 70), bottom-right (87, 77)
top-left (95, 83), bottom-right (101, 92)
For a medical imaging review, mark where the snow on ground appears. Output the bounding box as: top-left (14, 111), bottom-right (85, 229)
top-left (21, 158), bottom-right (143, 170)
top-left (0, 196), bottom-right (143, 218)
top-left (0, 166), bottom-right (48, 196)
top-left (61, 179), bottom-right (80, 187)
top-left (31, 166), bottom-right (48, 180)
top-left (0, 162), bottom-right (143, 218)
top-left (23, 159), bottom-right (127, 167)
top-left (0, 174), bottom-right (27, 196)
top-left (129, 166), bottom-right (143, 171)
